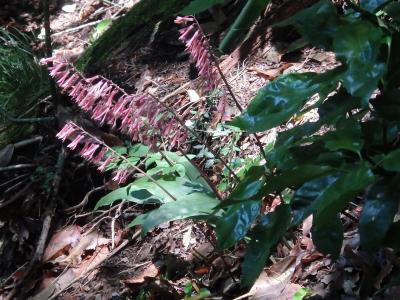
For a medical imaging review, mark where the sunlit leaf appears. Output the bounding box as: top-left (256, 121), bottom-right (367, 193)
top-left (215, 200), bottom-right (261, 249)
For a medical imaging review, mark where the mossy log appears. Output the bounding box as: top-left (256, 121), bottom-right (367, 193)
top-left (76, 0), bottom-right (189, 72)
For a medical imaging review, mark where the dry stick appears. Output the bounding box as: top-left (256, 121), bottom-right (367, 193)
top-left (0, 164), bottom-right (36, 172)
top-left (0, 106), bottom-right (55, 123)
top-left (16, 147), bottom-right (66, 299)
top-left (48, 232), bottom-right (139, 300)
top-left (148, 93), bottom-right (239, 181)
top-left (72, 123), bottom-right (178, 201)
top-left (0, 183), bottom-right (32, 209)
top-left (42, 0), bottom-right (58, 103)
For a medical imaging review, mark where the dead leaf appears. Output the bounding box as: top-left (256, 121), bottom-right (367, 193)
top-left (247, 63), bottom-right (292, 81)
top-left (194, 266), bottom-right (209, 275)
top-left (0, 144), bottom-right (14, 167)
top-left (79, 0), bottom-right (101, 21)
top-left (43, 225), bottom-right (81, 262)
top-left (124, 263), bottom-right (159, 284)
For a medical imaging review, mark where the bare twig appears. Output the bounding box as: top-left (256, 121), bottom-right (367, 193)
top-left (0, 164), bottom-right (36, 172)
top-left (64, 185), bottom-right (105, 213)
top-left (0, 183), bottom-right (32, 209)
top-left (0, 106), bottom-right (54, 123)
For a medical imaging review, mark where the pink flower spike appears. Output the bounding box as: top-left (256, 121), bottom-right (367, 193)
top-left (81, 144), bottom-right (100, 160)
top-left (92, 147), bottom-right (107, 164)
top-left (98, 155), bottom-right (114, 172)
top-left (67, 134), bottom-right (85, 150)
top-left (112, 169), bottom-right (131, 184)
top-left (61, 73), bottom-right (80, 90)
top-left (49, 62), bottom-right (66, 77)
top-left (56, 123), bottom-right (75, 141)
top-left (175, 16), bottom-right (194, 24)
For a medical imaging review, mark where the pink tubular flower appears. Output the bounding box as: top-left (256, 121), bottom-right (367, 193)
top-left (175, 16), bottom-right (219, 91)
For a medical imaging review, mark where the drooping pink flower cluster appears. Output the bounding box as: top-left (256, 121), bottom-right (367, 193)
top-left (57, 121), bottom-right (133, 184)
top-left (40, 57), bottom-right (187, 149)
top-left (175, 16), bottom-right (219, 91)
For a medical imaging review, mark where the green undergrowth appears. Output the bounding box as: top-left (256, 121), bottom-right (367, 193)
top-left (91, 0), bottom-right (400, 292)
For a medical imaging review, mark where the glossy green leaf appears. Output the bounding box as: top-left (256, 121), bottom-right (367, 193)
top-left (318, 90), bottom-right (360, 124)
top-left (230, 166), bottom-right (266, 200)
top-left (180, 0), bottom-right (226, 15)
top-left (291, 174), bottom-right (340, 226)
top-left (360, 0), bottom-right (392, 13)
top-left (95, 185), bottom-right (130, 209)
top-left (383, 221), bottom-right (400, 250)
top-left (334, 20), bottom-right (386, 103)
top-left (263, 165), bottom-right (334, 195)
top-left (276, 0), bottom-right (338, 49)
top-left (371, 89), bottom-right (400, 121)
top-left (231, 69), bottom-right (341, 133)
top-left (241, 204), bottom-right (291, 286)
top-left (293, 288), bottom-right (311, 300)
top-left (315, 163), bottom-right (375, 221)
top-left (384, 2), bottom-right (400, 21)
top-left (359, 180), bottom-right (398, 253)
top-left (322, 118), bottom-right (364, 154)
top-left (129, 193), bottom-right (219, 235)
top-left (215, 200), bottom-right (261, 249)
top-left (380, 149), bottom-right (400, 172)
top-left (219, 0), bottom-right (270, 53)
top-left (312, 213), bottom-right (343, 258)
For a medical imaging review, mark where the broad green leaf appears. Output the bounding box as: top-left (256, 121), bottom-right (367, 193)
top-left (312, 213), bottom-right (343, 258)
top-left (231, 69), bottom-right (341, 133)
top-left (230, 166), bottom-right (266, 200)
top-left (241, 204), bottom-right (291, 286)
top-left (276, 0), bottom-right (338, 49)
top-left (315, 163), bottom-right (375, 221)
top-left (359, 180), bottom-right (398, 253)
top-left (180, 0), bottom-right (226, 15)
top-left (129, 176), bottom-right (212, 203)
top-left (380, 149), bottom-right (400, 172)
top-left (333, 20), bottom-right (386, 103)
top-left (95, 185), bottom-right (130, 209)
top-left (129, 193), bottom-right (219, 234)
top-left (291, 174), bottom-right (340, 226)
top-left (318, 90), bottom-right (360, 124)
top-left (215, 200), bottom-right (261, 249)
top-left (322, 118), bottom-right (364, 154)
top-left (219, 0), bottom-right (270, 53)
top-left (263, 165), bottom-right (334, 195)
top-left (360, 0), bottom-right (392, 13)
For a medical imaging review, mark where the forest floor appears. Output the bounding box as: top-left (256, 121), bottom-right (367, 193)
top-left (1, 0), bottom-right (398, 299)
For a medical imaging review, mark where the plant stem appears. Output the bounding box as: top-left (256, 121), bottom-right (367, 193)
top-left (148, 93), bottom-right (239, 181)
top-left (72, 123), bottom-right (178, 201)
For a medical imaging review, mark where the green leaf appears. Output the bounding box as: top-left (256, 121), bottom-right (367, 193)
top-left (180, 0), bottom-right (226, 15)
top-left (231, 69), bottom-right (341, 133)
top-left (318, 90), bottom-right (360, 124)
top-left (383, 221), bottom-right (400, 250)
top-left (371, 89), bottom-right (400, 121)
top-left (95, 185), bottom-right (130, 209)
top-left (360, 0), bottom-right (392, 13)
top-left (293, 288), bottom-right (311, 300)
top-left (359, 180), bottom-right (398, 253)
top-left (129, 193), bottom-right (219, 234)
top-left (219, 0), bottom-right (270, 53)
top-left (315, 163), bottom-right (375, 221)
top-left (276, 0), bottom-right (338, 49)
top-left (230, 166), bottom-right (266, 200)
top-left (291, 174), bottom-right (340, 226)
top-left (263, 165), bottom-right (334, 195)
top-left (215, 200), bottom-right (261, 249)
top-left (380, 149), bottom-right (400, 172)
top-left (241, 204), bottom-right (291, 286)
top-left (312, 213), bottom-right (343, 258)
top-left (384, 2), bottom-right (400, 21)
top-left (322, 118), bottom-right (364, 154)
top-left (333, 20), bottom-right (386, 103)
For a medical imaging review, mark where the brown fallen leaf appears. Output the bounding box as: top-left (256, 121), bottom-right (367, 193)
top-left (194, 266), bottom-right (209, 275)
top-left (247, 63), bottom-right (293, 81)
top-left (124, 263), bottom-right (159, 284)
top-left (43, 225), bottom-right (82, 262)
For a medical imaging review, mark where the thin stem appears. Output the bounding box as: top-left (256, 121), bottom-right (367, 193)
top-left (72, 123), bottom-right (178, 201)
top-left (148, 92), bottom-right (239, 181)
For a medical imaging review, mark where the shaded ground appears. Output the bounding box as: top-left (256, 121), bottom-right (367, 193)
top-left (2, 1), bottom-right (400, 299)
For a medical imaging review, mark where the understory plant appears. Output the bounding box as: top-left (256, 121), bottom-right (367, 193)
top-left (45, 0), bottom-right (400, 291)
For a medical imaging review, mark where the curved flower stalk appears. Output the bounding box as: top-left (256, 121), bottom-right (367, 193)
top-left (57, 121), bottom-right (133, 183)
top-left (175, 16), bottom-right (219, 91)
top-left (40, 57), bottom-right (186, 149)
